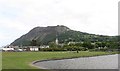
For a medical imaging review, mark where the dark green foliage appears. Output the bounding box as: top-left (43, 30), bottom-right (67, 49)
top-left (30, 39), bottom-right (37, 46)
top-left (82, 42), bottom-right (94, 49)
top-left (40, 48), bottom-right (66, 51)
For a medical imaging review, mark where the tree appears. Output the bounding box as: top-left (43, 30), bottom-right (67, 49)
top-left (82, 42), bottom-right (94, 49)
top-left (49, 42), bottom-right (57, 51)
top-left (73, 46), bottom-right (79, 53)
top-left (49, 42), bottom-right (57, 48)
top-left (31, 39), bottom-right (37, 46)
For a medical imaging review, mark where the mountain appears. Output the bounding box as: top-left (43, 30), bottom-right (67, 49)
top-left (10, 25), bottom-right (117, 46)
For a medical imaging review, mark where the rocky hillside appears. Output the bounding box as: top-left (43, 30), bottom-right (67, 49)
top-left (10, 25), bottom-right (117, 46)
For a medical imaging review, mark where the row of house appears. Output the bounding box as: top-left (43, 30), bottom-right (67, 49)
top-left (2, 36), bottom-right (59, 52)
top-left (2, 45), bottom-right (49, 52)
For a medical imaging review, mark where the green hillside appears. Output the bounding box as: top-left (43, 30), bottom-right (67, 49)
top-left (10, 25), bottom-right (118, 47)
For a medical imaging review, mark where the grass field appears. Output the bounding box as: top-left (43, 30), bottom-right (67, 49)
top-left (2, 51), bottom-right (116, 69)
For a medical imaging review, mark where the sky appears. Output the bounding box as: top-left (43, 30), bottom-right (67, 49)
top-left (0, 0), bottom-right (119, 47)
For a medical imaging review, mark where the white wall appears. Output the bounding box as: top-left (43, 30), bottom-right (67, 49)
top-left (30, 48), bottom-right (39, 51)
top-left (2, 48), bottom-right (14, 51)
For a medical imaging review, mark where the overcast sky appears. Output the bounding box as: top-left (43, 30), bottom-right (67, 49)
top-left (0, 0), bottom-right (119, 47)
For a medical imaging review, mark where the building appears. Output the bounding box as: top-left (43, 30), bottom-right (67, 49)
top-left (55, 38), bottom-right (58, 45)
top-left (40, 45), bottom-right (49, 48)
top-left (2, 45), bottom-right (50, 52)
top-left (2, 46), bottom-right (14, 51)
top-left (30, 48), bottom-right (38, 51)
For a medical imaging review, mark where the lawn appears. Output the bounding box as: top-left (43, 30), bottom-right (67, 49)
top-left (2, 51), bottom-right (116, 69)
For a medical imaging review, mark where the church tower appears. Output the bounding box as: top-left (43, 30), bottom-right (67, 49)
top-left (55, 38), bottom-right (58, 45)
top-left (55, 34), bottom-right (58, 45)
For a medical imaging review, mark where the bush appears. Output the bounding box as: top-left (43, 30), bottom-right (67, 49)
top-left (40, 48), bottom-right (67, 51)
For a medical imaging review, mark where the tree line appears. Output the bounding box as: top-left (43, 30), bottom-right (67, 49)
top-left (30, 39), bottom-right (119, 52)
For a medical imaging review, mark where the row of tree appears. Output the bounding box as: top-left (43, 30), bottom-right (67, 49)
top-left (30, 39), bottom-right (119, 52)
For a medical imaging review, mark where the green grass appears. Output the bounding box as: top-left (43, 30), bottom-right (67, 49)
top-left (2, 51), bottom-right (116, 69)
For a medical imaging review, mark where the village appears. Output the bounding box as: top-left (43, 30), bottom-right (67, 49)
top-left (1, 37), bottom-right (113, 52)
top-left (2, 37), bottom-right (59, 52)
top-left (2, 45), bottom-right (49, 52)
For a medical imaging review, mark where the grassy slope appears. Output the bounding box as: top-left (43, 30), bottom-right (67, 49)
top-left (2, 51), bottom-right (115, 69)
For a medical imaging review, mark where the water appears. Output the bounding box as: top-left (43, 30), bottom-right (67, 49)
top-left (34, 54), bottom-right (118, 69)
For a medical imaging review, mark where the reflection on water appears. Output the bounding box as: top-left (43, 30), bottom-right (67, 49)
top-left (34, 54), bottom-right (118, 69)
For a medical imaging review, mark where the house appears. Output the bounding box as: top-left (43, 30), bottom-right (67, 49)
top-left (2, 45), bottom-right (50, 52)
top-left (29, 46), bottom-right (49, 51)
top-left (25, 46), bottom-right (41, 51)
top-left (2, 46), bottom-right (14, 51)
top-left (30, 48), bottom-right (39, 51)
top-left (68, 42), bottom-right (81, 45)
top-left (40, 45), bottom-right (49, 48)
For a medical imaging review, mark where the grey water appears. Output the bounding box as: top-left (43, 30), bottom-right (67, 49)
top-left (34, 54), bottom-right (118, 69)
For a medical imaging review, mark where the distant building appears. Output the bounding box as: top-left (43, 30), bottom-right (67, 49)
top-left (40, 45), bottom-right (49, 48)
top-left (2, 45), bottom-right (14, 51)
top-left (68, 42), bottom-right (76, 45)
top-left (55, 33), bottom-right (59, 45)
top-left (2, 45), bottom-right (50, 52)
top-left (30, 47), bottom-right (39, 51)
top-left (55, 38), bottom-right (58, 45)
top-left (68, 42), bottom-right (81, 45)
top-left (2, 48), bottom-right (14, 51)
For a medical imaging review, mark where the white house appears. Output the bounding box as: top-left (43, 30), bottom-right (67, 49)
top-left (30, 47), bottom-right (39, 51)
top-left (40, 45), bottom-right (49, 48)
top-left (18, 48), bottom-right (23, 51)
top-left (2, 48), bottom-right (14, 51)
